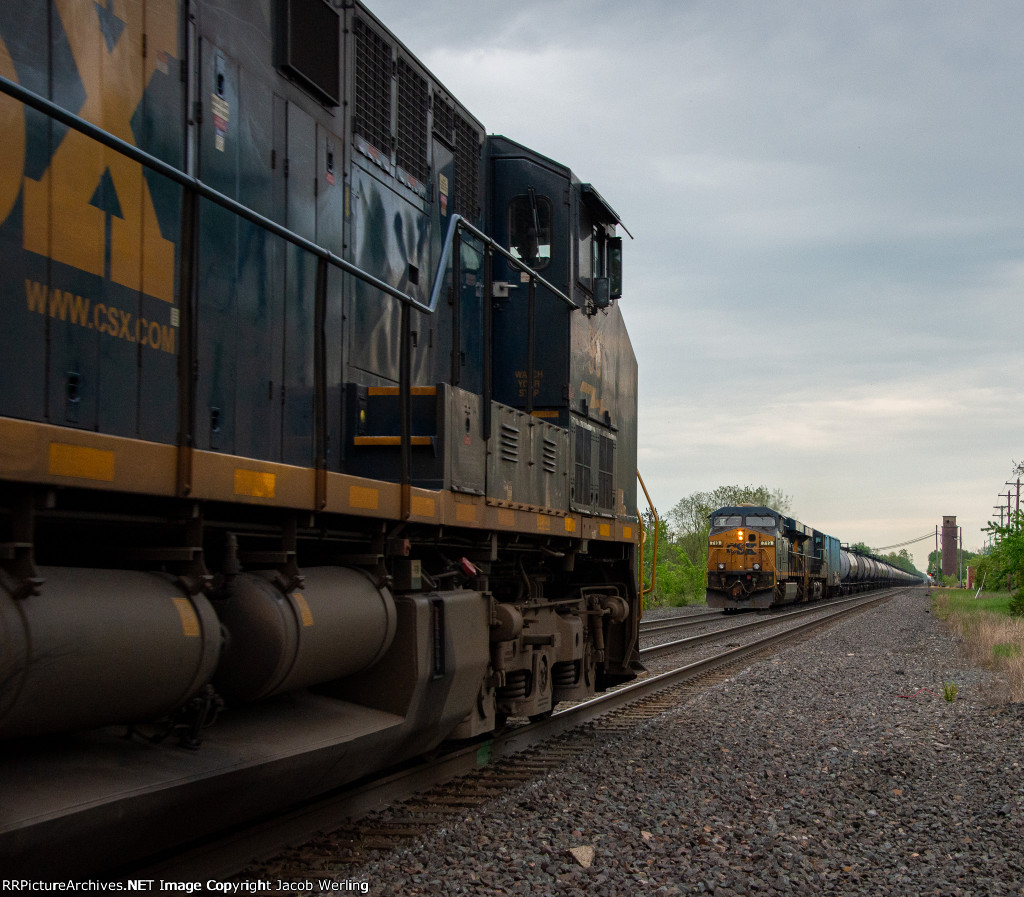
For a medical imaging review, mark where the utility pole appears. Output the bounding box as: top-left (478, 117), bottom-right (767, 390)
top-left (994, 504), bottom-right (1007, 529)
top-left (958, 526), bottom-right (963, 587)
top-left (1005, 479), bottom-right (1020, 522)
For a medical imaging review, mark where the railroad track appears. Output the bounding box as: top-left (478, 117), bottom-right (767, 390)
top-left (639, 592), bottom-right (892, 659)
top-left (125, 586), bottom-right (906, 884)
top-left (638, 609), bottom-right (724, 637)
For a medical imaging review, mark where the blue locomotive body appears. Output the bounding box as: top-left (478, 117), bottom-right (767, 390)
top-left (0, 0), bottom-right (639, 874)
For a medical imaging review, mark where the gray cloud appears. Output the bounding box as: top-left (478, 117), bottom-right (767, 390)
top-left (370, 0), bottom-right (1024, 566)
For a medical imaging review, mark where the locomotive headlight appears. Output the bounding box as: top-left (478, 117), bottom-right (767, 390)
top-left (718, 563), bottom-right (726, 570)
top-left (753, 563), bottom-right (761, 571)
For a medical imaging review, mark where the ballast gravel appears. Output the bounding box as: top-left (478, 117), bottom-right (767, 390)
top-left (335, 590), bottom-right (1024, 895)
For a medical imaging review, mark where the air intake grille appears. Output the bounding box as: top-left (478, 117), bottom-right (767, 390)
top-left (453, 114), bottom-right (479, 218)
top-left (433, 96), bottom-right (455, 146)
top-left (542, 435), bottom-right (558, 474)
top-left (353, 17), bottom-right (392, 157)
top-left (598, 434), bottom-right (615, 511)
top-left (396, 59), bottom-right (428, 183)
top-left (499, 423), bottom-right (520, 463)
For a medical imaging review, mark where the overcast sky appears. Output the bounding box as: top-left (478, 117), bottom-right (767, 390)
top-left (368, 0), bottom-right (1023, 570)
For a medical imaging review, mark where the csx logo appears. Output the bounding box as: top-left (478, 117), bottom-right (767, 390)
top-left (1, 0), bottom-right (179, 302)
top-left (725, 545), bottom-right (757, 556)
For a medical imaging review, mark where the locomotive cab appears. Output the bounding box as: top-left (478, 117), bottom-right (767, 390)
top-left (705, 507), bottom-right (781, 610)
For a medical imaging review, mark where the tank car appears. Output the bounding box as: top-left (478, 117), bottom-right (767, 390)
top-left (0, 0), bottom-right (640, 874)
top-left (705, 506), bottom-right (923, 610)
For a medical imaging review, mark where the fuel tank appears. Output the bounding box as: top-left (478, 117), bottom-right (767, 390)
top-left (213, 566), bottom-right (397, 702)
top-left (0, 567), bottom-right (221, 738)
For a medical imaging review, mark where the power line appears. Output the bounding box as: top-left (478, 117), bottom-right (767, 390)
top-left (871, 532), bottom-right (937, 552)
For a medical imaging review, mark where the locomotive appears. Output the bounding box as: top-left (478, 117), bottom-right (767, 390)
top-left (0, 0), bottom-right (640, 873)
top-left (706, 506), bottom-right (924, 610)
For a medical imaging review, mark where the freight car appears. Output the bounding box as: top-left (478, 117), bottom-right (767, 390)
top-left (705, 506), bottom-right (923, 610)
top-left (0, 0), bottom-right (641, 874)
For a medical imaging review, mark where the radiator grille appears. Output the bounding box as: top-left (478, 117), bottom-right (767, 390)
top-left (453, 114), bottom-right (479, 218)
top-left (396, 59), bottom-right (428, 183)
top-left (353, 17), bottom-right (392, 157)
top-left (433, 96), bottom-right (455, 145)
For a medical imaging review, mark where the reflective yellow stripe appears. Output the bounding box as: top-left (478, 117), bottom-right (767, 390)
top-left (293, 592), bottom-right (314, 627)
top-left (171, 598), bottom-right (200, 638)
top-left (349, 485), bottom-right (379, 509)
top-left (48, 443), bottom-right (115, 481)
top-left (411, 496), bottom-right (436, 517)
top-left (233, 468), bottom-right (276, 498)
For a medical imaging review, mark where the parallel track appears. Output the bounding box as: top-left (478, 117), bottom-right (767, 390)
top-left (638, 610), bottom-right (724, 636)
top-left (127, 587), bottom-right (908, 882)
top-left (639, 592), bottom-right (891, 659)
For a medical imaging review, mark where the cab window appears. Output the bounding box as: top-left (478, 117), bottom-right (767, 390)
top-left (713, 515), bottom-right (742, 527)
top-left (745, 515), bottom-right (776, 527)
top-left (508, 194), bottom-right (552, 270)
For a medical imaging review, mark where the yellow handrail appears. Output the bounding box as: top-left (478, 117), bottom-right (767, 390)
top-left (637, 470), bottom-right (658, 597)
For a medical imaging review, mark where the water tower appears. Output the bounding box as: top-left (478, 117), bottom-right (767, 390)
top-left (941, 515), bottom-right (957, 578)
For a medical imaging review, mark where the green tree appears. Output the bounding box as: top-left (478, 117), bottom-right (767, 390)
top-left (981, 512), bottom-right (1024, 609)
top-left (886, 548), bottom-right (924, 577)
top-left (667, 485), bottom-right (792, 568)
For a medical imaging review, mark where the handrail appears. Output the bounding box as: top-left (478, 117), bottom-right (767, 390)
top-left (0, 75), bottom-right (430, 311)
top-left (431, 214), bottom-right (578, 312)
top-left (637, 471), bottom-right (659, 597)
top-left (0, 72), bottom-right (578, 520)
top-left (0, 75), bottom-right (576, 315)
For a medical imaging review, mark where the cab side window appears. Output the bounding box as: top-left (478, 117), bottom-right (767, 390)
top-left (508, 194), bottom-right (552, 270)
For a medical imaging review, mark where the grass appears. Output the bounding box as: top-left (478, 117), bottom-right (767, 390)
top-left (932, 588), bottom-right (1024, 702)
top-left (934, 589), bottom-right (1015, 616)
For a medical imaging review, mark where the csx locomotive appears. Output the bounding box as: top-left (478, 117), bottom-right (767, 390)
top-left (0, 0), bottom-right (640, 873)
top-left (706, 506), bottom-right (923, 610)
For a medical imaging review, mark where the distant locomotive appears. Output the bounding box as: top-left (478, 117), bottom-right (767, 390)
top-left (0, 0), bottom-right (640, 873)
top-left (706, 506), bottom-right (923, 610)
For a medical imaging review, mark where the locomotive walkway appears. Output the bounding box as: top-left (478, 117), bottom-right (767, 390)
top-left (230, 587), bottom-right (1022, 895)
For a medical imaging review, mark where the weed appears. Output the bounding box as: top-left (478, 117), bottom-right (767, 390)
top-left (942, 681), bottom-right (958, 702)
top-left (933, 591), bottom-right (1024, 701)
top-left (993, 642), bottom-right (1022, 660)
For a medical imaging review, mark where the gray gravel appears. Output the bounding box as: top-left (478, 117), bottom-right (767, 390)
top-left (320, 589), bottom-right (1024, 895)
